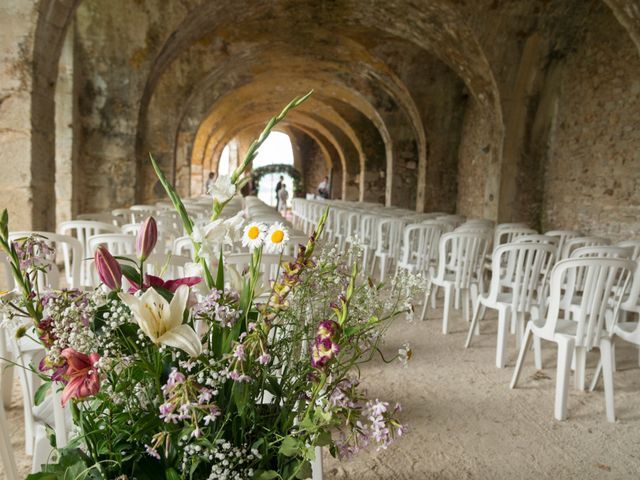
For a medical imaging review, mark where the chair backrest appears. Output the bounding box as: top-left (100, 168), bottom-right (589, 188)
top-left (121, 223), bottom-right (141, 236)
top-left (543, 257), bottom-right (635, 348)
top-left (493, 226), bottom-right (537, 249)
top-left (488, 242), bottom-right (556, 313)
top-left (516, 234), bottom-right (560, 248)
top-left (58, 221), bottom-right (122, 286)
top-left (617, 240), bottom-right (640, 261)
top-left (76, 212), bottom-right (116, 225)
top-left (359, 214), bottom-right (378, 247)
top-left (8, 231), bottom-right (82, 288)
top-left (561, 236), bottom-right (610, 260)
top-left (129, 205), bottom-right (157, 223)
top-left (544, 230), bottom-right (581, 259)
top-left (173, 235), bottom-right (196, 259)
top-left (375, 217), bottom-right (404, 257)
top-left (437, 231), bottom-right (491, 289)
top-left (571, 245), bottom-right (633, 259)
top-left (87, 233), bottom-right (137, 257)
top-left (400, 221), bottom-right (451, 272)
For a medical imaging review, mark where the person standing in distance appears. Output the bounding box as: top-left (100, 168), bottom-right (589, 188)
top-left (204, 172), bottom-right (216, 194)
top-left (317, 176), bottom-right (330, 199)
top-left (275, 175), bottom-right (284, 209)
top-left (278, 183), bottom-right (289, 216)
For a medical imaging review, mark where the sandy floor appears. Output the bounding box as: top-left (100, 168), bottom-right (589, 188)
top-left (3, 303), bottom-right (640, 479)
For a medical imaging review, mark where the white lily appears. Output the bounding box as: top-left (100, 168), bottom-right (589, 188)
top-left (208, 175), bottom-right (236, 203)
top-left (119, 285), bottom-right (202, 358)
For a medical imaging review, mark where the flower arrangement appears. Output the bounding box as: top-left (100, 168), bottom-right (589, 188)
top-left (0, 93), bottom-right (421, 480)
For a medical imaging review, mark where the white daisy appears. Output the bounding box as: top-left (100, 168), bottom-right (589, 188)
top-left (242, 222), bottom-right (266, 250)
top-left (208, 175), bottom-right (236, 203)
top-left (264, 222), bottom-right (290, 254)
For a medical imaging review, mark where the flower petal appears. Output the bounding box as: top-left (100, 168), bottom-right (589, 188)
top-left (167, 284), bottom-right (190, 330)
top-left (158, 324), bottom-right (202, 358)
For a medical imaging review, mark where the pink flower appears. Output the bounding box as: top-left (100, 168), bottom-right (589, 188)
top-left (127, 274), bottom-right (201, 294)
top-left (316, 320), bottom-right (339, 339)
top-left (136, 217), bottom-right (157, 261)
top-left (94, 246), bottom-right (122, 290)
top-left (311, 336), bottom-right (340, 369)
top-left (60, 348), bottom-right (101, 405)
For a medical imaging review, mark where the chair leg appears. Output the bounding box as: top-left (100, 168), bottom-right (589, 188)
top-left (496, 307), bottom-right (509, 369)
top-left (600, 339), bottom-right (616, 423)
top-left (510, 322), bottom-right (533, 389)
top-left (611, 342), bottom-right (616, 373)
top-left (420, 280), bottom-right (432, 321)
top-left (311, 446), bottom-right (323, 480)
top-left (554, 338), bottom-right (575, 421)
top-left (442, 285), bottom-right (453, 335)
top-left (1, 364), bottom-right (14, 408)
top-left (589, 358), bottom-right (603, 392)
top-left (464, 299), bottom-right (482, 348)
top-left (430, 284), bottom-right (438, 309)
top-left (378, 256), bottom-right (387, 282)
top-left (454, 288), bottom-right (460, 310)
top-left (462, 289), bottom-right (470, 323)
top-left (533, 336), bottom-right (542, 370)
top-left (574, 346), bottom-right (587, 391)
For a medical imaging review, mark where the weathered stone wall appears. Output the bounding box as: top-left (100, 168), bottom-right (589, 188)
top-left (456, 99), bottom-right (492, 219)
top-left (542, 3), bottom-right (640, 241)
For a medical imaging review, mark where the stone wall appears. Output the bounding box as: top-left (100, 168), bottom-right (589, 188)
top-left (456, 99), bottom-right (492, 219)
top-left (542, 3), bottom-right (640, 241)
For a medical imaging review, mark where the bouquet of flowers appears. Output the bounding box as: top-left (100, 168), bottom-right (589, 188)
top-left (0, 93), bottom-right (421, 479)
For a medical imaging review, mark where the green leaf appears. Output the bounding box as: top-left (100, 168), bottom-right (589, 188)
top-left (254, 471), bottom-right (280, 480)
top-left (216, 249), bottom-right (225, 291)
top-left (294, 461), bottom-right (312, 479)
top-left (279, 436), bottom-right (301, 457)
top-left (121, 264), bottom-right (142, 286)
top-left (315, 430), bottom-right (332, 447)
top-left (165, 468), bottom-right (181, 480)
top-left (34, 382), bottom-right (50, 407)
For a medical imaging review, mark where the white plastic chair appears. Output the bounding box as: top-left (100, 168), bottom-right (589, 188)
top-left (0, 391), bottom-right (18, 479)
top-left (561, 236), bottom-right (610, 260)
top-left (87, 233), bottom-right (136, 256)
top-left (371, 217), bottom-right (404, 281)
top-left (129, 205), bottom-right (157, 223)
top-left (544, 230), bottom-right (580, 259)
top-left (173, 235), bottom-right (196, 260)
top-left (423, 231), bottom-right (491, 334)
top-left (465, 243), bottom-right (556, 368)
top-left (617, 240), bottom-right (640, 261)
top-left (121, 223), bottom-right (141, 236)
top-left (396, 221), bottom-right (451, 275)
top-left (76, 212), bottom-right (116, 225)
top-left (58, 221), bottom-right (122, 286)
top-left (510, 257), bottom-right (635, 422)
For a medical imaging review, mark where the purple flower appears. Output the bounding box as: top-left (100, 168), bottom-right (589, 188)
top-left (316, 320), bottom-right (339, 339)
top-left (258, 353), bottom-right (271, 365)
top-left (232, 344), bottom-right (246, 361)
top-left (145, 444), bottom-right (161, 460)
top-left (311, 336), bottom-right (340, 369)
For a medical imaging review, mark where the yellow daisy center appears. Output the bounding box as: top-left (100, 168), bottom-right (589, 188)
top-left (271, 229), bottom-right (285, 244)
top-left (248, 226), bottom-right (260, 240)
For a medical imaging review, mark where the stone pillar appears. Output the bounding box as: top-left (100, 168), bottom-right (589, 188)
top-left (0, 1), bottom-right (38, 230)
top-left (55, 25), bottom-right (76, 226)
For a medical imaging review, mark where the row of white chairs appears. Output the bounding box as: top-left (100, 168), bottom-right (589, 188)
top-left (292, 198), bottom-right (640, 423)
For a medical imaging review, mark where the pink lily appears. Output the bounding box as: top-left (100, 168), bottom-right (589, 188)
top-left (127, 274), bottom-right (202, 294)
top-left (60, 348), bottom-right (101, 405)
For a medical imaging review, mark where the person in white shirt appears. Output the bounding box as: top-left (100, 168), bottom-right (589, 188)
top-left (317, 176), bottom-right (330, 199)
top-left (278, 184), bottom-right (289, 214)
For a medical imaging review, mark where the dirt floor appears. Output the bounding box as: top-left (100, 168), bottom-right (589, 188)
top-left (3, 303), bottom-right (640, 479)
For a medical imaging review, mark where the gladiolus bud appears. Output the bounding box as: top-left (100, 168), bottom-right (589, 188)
top-left (136, 217), bottom-right (157, 261)
top-left (94, 246), bottom-right (122, 290)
